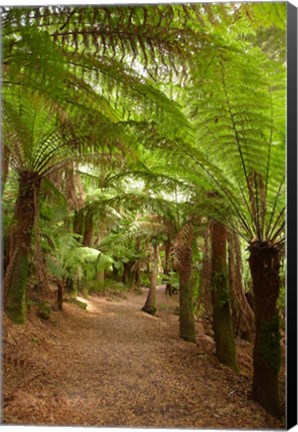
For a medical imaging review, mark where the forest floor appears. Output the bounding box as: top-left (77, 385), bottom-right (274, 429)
top-left (3, 286), bottom-right (285, 429)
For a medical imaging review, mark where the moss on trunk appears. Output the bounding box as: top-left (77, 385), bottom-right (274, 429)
top-left (83, 210), bottom-right (94, 247)
top-left (248, 241), bottom-right (282, 419)
top-left (228, 231), bottom-right (254, 342)
top-left (73, 209), bottom-right (85, 237)
top-left (142, 241), bottom-right (157, 316)
top-left (179, 271), bottom-right (196, 342)
top-left (164, 238), bottom-right (173, 295)
top-left (5, 252), bottom-right (28, 323)
top-left (175, 224), bottom-right (196, 343)
top-left (4, 171), bottom-right (41, 324)
top-left (211, 221), bottom-right (238, 371)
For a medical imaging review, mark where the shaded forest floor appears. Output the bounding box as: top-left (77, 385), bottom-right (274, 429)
top-left (3, 286), bottom-right (285, 429)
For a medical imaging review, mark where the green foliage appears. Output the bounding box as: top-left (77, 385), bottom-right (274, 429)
top-left (161, 272), bottom-right (179, 291)
top-left (2, 2), bottom-right (286, 347)
top-left (5, 252), bottom-right (28, 324)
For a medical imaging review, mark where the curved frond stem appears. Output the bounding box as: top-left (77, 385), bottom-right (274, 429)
top-left (171, 137), bottom-right (254, 238)
top-left (32, 124), bottom-right (72, 172)
top-left (270, 219), bottom-right (285, 243)
top-left (267, 207), bottom-right (285, 241)
top-left (265, 174), bottom-right (285, 238)
top-left (220, 64), bottom-right (256, 232)
top-left (265, 89), bottom-right (274, 198)
top-left (253, 171), bottom-right (261, 240)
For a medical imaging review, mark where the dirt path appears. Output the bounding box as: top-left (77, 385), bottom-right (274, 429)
top-left (3, 288), bottom-right (284, 428)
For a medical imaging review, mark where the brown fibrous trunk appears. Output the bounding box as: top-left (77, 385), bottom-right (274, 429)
top-left (142, 242), bottom-right (158, 315)
top-left (164, 238), bottom-right (173, 295)
top-left (4, 171), bottom-right (41, 323)
top-left (211, 220), bottom-right (238, 371)
top-left (228, 231), bottom-right (254, 341)
top-left (248, 240), bottom-right (282, 419)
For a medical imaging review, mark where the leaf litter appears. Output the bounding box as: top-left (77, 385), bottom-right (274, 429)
top-left (3, 286), bottom-right (285, 429)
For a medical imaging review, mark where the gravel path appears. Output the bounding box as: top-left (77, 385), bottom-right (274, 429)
top-left (3, 287), bottom-right (284, 428)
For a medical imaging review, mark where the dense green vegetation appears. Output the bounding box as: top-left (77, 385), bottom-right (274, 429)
top-left (2, 2), bottom-right (286, 422)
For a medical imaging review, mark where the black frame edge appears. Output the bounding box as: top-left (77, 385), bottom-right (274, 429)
top-left (287, 1), bottom-right (298, 430)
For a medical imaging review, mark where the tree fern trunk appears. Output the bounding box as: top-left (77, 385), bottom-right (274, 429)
top-left (175, 223), bottom-right (196, 343)
top-left (123, 262), bottom-right (134, 287)
top-left (33, 189), bottom-right (49, 292)
top-left (197, 225), bottom-right (213, 319)
top-left (179, 261), bottom-right (196, 343)
top-left (4, 171), bottom-right (41, 323)
top-left (142, 241), bottom-right (157, 315)
top-left (164, 237), bottom-right (172, 295)
top-left (65, 161), bottom-right (78, 210)
top-left (228, 230), bottom-right (254, 341)
top-left (134, 238), bottom-right (141, 289)
top-left (211, 220), bottom-right (238, 371)
top-left (75, 162), bottom-right (85, 210)
top-left (83, 210), bottom-right (93, 247)
top-left (73, 209), bottom-right (85, 238)
top-left (248, 241), bottom-right (282, 419)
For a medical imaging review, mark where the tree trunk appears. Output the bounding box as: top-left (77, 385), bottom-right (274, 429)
top-left (134, 238), bottom-right (141, 289)
top-left (4, 171), bottom-right (41, 323)
top-left (197, 225), bottom-right (213, 319)
top-left (73, 209), bottom-right (85, 238)
top-left (75, 162), bottom-right (85, 210)
top-left (64, 161), bottom-right (78, 210)
top-left (33, 189), bottom-right (49, 292)
top-left (142, 241), bottom-right (158, 315)
top-left (175, 223), bottom-right (196, 343)
top-left (83, 210), bottom-right (93, 247)
top-left (248, 241), bottom-right (282, 419)
top-left (211, 220), bottom-right (238, 371)
top-left (164, 238), bottom-right (173, 295)
top-left (228, 231), bottom-right (254, 341)
top-left (134, 267), bottom-right (141, 288)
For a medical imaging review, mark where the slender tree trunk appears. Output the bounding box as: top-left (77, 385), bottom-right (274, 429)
top-left (228, 231), bottom-right (254, 341)
top-left (175, 224), bottom-right (196, 343)
top-left (164, 238), bottom-right (173, 295)
top-left (4, 171), bottom-right (41, 323)
top-left (142, 241), bottom-right (158, 315)
top-left (248, 240), bottom-right (282, 419)
top-left (211, 220), bottom-right (238, 371)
